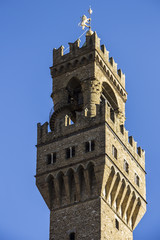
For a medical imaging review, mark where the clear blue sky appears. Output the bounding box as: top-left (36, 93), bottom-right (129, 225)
top-left (0, 0), bottom-right (160, 239)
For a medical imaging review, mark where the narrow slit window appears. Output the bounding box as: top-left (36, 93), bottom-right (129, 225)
top-left (46, 154), bottom-right (51, 165)
top-left (110, 108), bottom-right (115, 122)
top-left (115, 219), bottom-right (119, 230)
top-left (53, 153), bottom-right (56, 163)
top-left (112, 145), bottom-right (117, 159)
top-left (66, 148), bottom-right (70, 159)
top-left (69, 232), bottom-right (75, 240)
top-left (124, 160), bottom-right (129, 173)
top-left (91, 140), bottom-right (95, 151)
top-left (85, 141), bottom-right (90, 152)
top-left (72, 146), bottom-right (75, 157)
top-left (135, 173), bottom-right (140, 187)
top-left (120, 125), bottom-right (124, 134)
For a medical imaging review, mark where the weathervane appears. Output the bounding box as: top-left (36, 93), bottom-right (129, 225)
top-left (79, 7), bottom-right (93, 31)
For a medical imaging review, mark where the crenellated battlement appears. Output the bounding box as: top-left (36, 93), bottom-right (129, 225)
top-left (109, 57), bottom-right (117, 72)
top-left (103, 101), bottom-right (145, 169)
top-left (51, 31), bottom-right (126, 90)
top-left (37, 100), bottom-right (145, 171)
top-left (100, 44), bottom-right (109, 62)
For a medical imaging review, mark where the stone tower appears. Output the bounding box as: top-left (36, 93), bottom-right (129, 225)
top-left (36, 30), bottom-right (146, 240)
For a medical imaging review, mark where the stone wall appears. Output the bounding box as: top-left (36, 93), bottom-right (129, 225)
top-left (50, 198), bottom-right (100, 240)
top-left (36, 30), bottom-right (146, 239)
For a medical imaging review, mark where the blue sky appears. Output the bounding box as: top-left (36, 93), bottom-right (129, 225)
top-left (0, 0), bottom-right (160, 239)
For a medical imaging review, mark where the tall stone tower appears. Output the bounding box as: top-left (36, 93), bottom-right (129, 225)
top-left (36, 30), bottom-right (146, 240)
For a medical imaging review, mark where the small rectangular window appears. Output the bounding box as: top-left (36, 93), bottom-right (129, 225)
top-left (46, 152), bottom-right (56, 164)
top-left (53, 153), bottom-right (56, 163)
top-left (114, 147), bottom-right (117, 159)
top-left (72, 146), bottom-right (75, 157)
top-left (85, 141), bottom-right (90, 152)
top-left (135, 173), bottom-right (140, 187)
top-left (46, 154), bottom-right (51, 165)
top-left (110, 109), bottom-right (115, 122)
top-left (85, 140), bottom-right (95, 152)
top-left (91, 140), bottom-right (95, 151)
top-left (120, 125), bottom-right (124, 134)
top-left (112, 145), bottom-right (117, 159)
top-left (69, 232), bottom-right (75, 240)
top-left (66, 146), bottom-right (75, 159)
top-left (124, 160), bottom-right (129, 173)
top-left (115, 219), bottom-right (119, 230)
top-left (66, 148), bottom-right (71, 159)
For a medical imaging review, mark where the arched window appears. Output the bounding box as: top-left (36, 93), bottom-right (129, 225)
top-left (66, 77), bottom-right (83, 123)
top-left (67, 78), bottom-right (83, 106)
top-left (69, 232), bottom-right (75, 240)
top-left (101, 82), bottom-right (119, 111)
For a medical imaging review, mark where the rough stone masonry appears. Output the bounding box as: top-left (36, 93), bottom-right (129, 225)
top-left (36, 30), bottom-right (146, 240)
